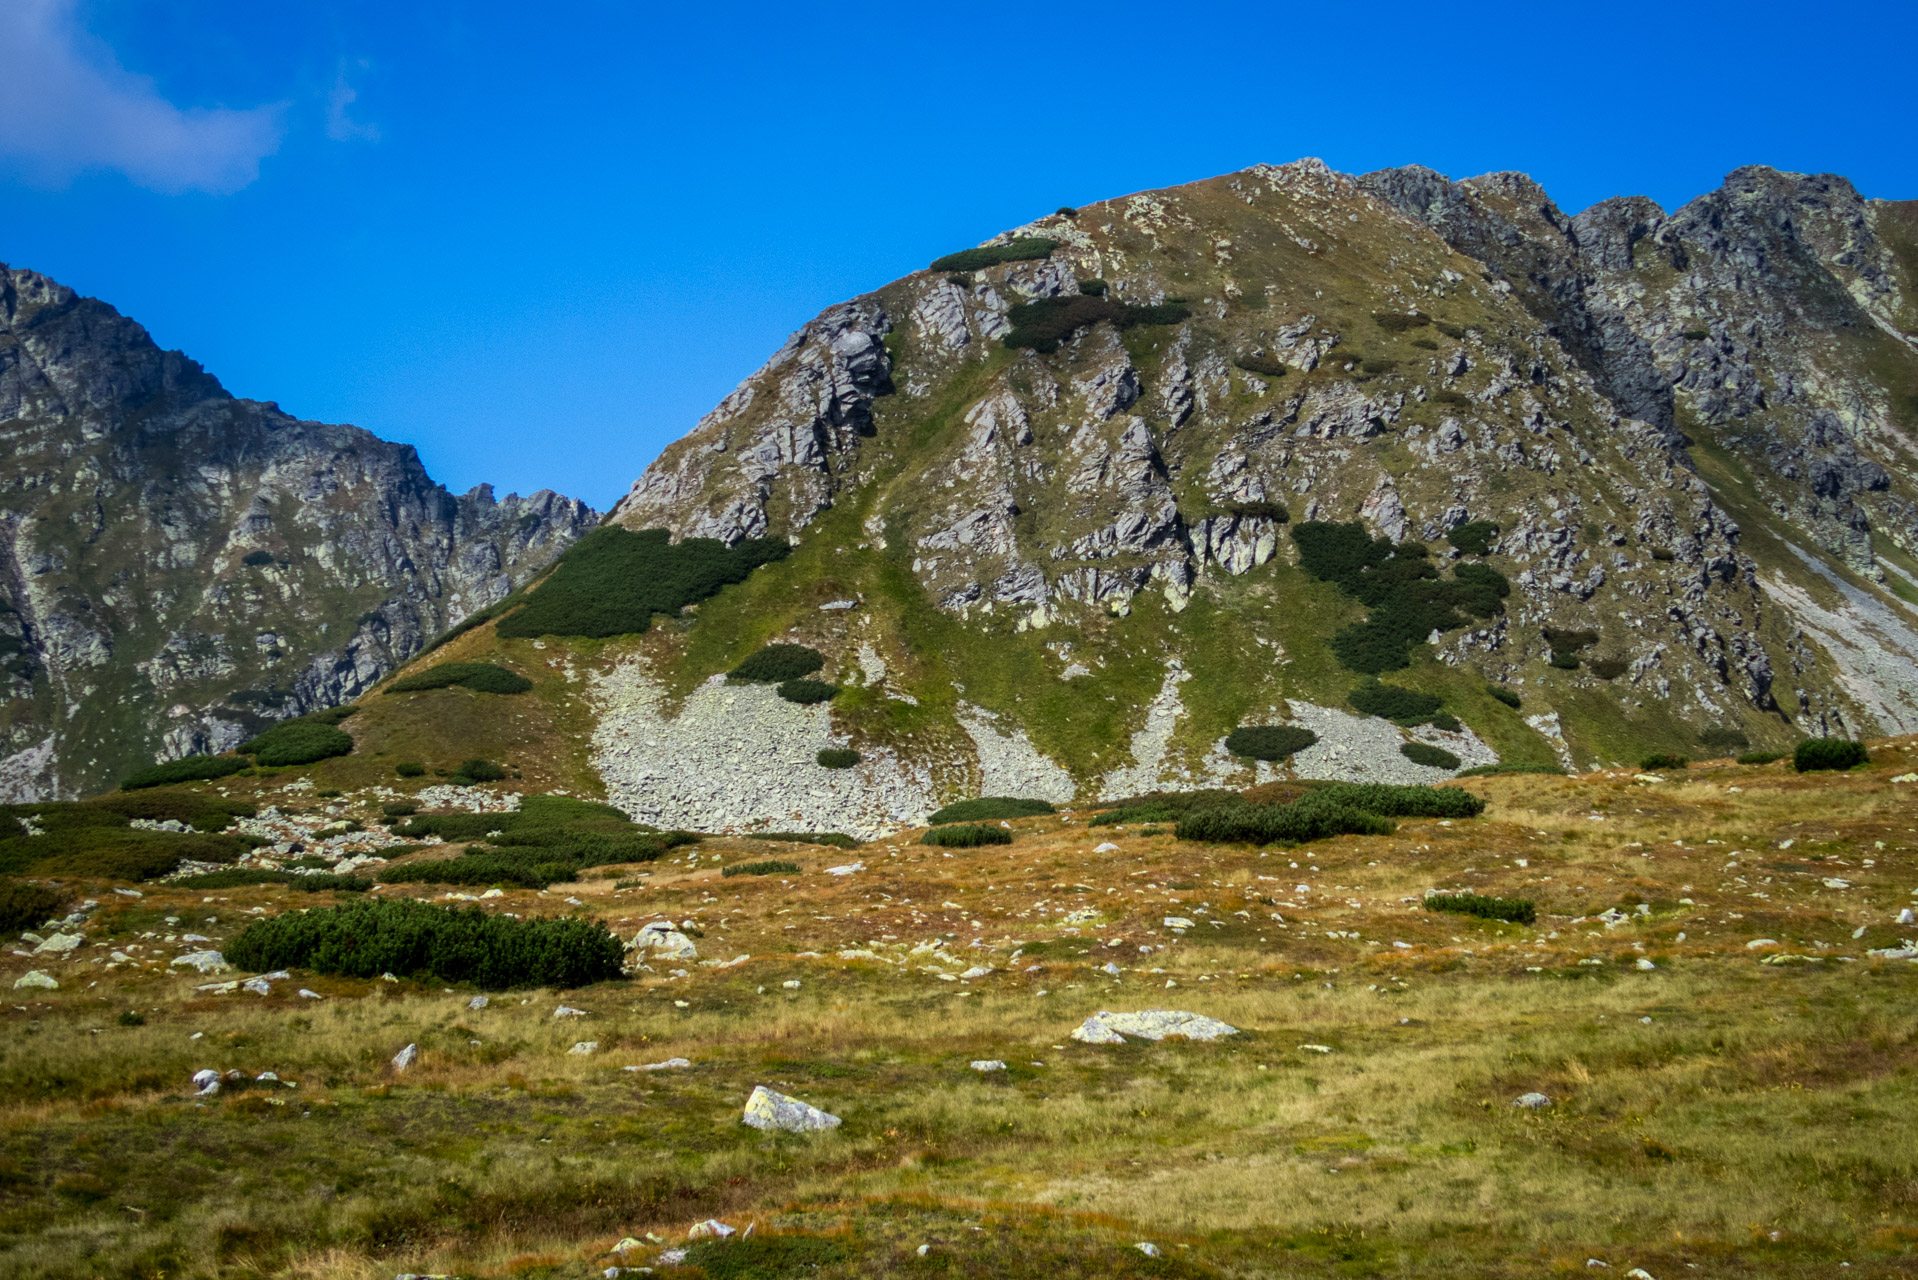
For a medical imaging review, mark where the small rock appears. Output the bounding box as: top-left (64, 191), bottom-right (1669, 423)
top-left (1514, 1092), bottom-right (1552, 1109)
top-left (568, 1041), bottom-right (598, 1055)
top-left (1745, 938), bottom-right (1778, 950)
top-left (825, 862), bottom-right (864, 876)
top-left (392, 1043), bottom-right (419, 1071)
top-left (782, 979), bottom-right (801, 989)
top-left (1634, 958), bottom-right (1656, 971)
top-left (608, 1237), bottom-right (643, 1254)
top-left (1101, 962), bottom-right (1122, 976)
top-left (12, 970), bottom-right (57, 990)
top-left (1298, 1044), bottom-right (1333, 1054)
top-left (657, 1249), bottom-right (687, 1265)
top-left (1136, 1243), bottom-right (1161, 1258)
top-left (1899, 908), bottom-right (1915, 925)
top-left (297, 988), bottom-right (323, 999)
top-left (1626, 1270), bottom-right (1655, 1279)
top-left (1070, 1010), bottom-right (1238, 1044)
top-left (970, 1060), bottom-right (1007, 1072)
top-left (469, 995), bottom-right (489, 1010)
top-left (741, 1084), bottom-right (841, 1132)
top-left (32, 932), bottom-right (82, 955)
top-left (191, 1068), bottom-right (220, 1094)
top-left (242, 976), bottom-right (273, 995)
top-left (380, 972), bottom-right (399, 982)
top-left (959, 965), bottom-right (992, 979)
top-left (628, 922), bottom-right (698, 962)
top-left (688, 1219), bottom-right (735, 1239)
top-left (636, 1057), bottom-right (692, 1071)
top-left (553, 1005), bottom-right (587, 1018)
top-left (1094, 842), bottom-right (1120, 853)
top-left (1163, 916), bottom-right (1195, 931)
top-left (170, 950), bottom-right (230, 974)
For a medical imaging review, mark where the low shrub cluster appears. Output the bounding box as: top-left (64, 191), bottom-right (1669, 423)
top-left (1587, 657), bottom-right (1629, 680)
top-left (387, 662), bottom-right (532, 695)
top-left (1077, 279), bottom-right (1105, 295)
top-left (1401, 742), bottom-right (1462, 770)
top-left (0, 880), bottom-right (65, 932)
top-left (173, 868), bottom-right (370, 893)
top-left (1639, 753), bottom-right (1688, 770)
top-left (496, 526), bottom-right (789, 639)
top-left (1225, 725), bottom-right (1318, 761)
top-left (927, 797), bottom-right (1056, 823)
top-left (929, 236), bottom-right (1058, 273)
top-left (120, 755), bottom-right (249, 790)
top-left (238, 707), bottom-right (358, 767)
top-left (225, 897), bottom-right (623, 988)
top-left (922, 824), bottom-right (1013, 848)
top-left (1001, 296), bottom-right (1191, 354)
top-left (1736, 750), bottom-right (1785, 766)
top-left (1089, 790), bottom-right (1238, 827)
top-left (1372, 311), bottom-right (1431, 333)
top-left (1221, 500), bottom-right (1289, 523)
top-left (453, 759), bottom-right (506, 784)
top-left (1794, 738), bottom-right (1869, 772)
top-left (747, 831), bottom-right (859, 849)
top-left (1699, 726), bottom-right (1750, 752)
top-left (730, 644), bottom-right (825, 683)
top-left (816, 749), bottom-right (860, 769)
top-left (1448, 521), bottom-right (1498, 556)
top-left (777, 678), bottom-right (838, 705)
top-left (94, 790), bottom-right (257, 832)
top-left (1294, 522), bottom-right (1509, 674)
top-left (1348, 679), bottom-right (1445, 725)
top-left (382, 795), bottom-right (696, 888)
top-left (0, 800), bottom-right (253, 882)
top-left (395, 761), bottom-right (426, 778)
top-left (1424, 892), bottom-right (1535, 925)
top-left (723, 860), bottom-right (800, 877)
top-left (1455, 761), bottom-right (1566, 777)
top-left (1175, 782), bottom-right (1483, 847)
top-left (1233, 354), bottom-right (1289, 377)
top-left (1485, 684), bottom-right (1521, 709)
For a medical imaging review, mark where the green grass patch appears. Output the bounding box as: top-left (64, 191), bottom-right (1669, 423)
top-left (1455, 761), bottom-right (1566, 777)
top-left (224, 898), bottom-right (623, 988)
top-left (1424, 891), bottom-right (1535, 925)
top-left (927, 797), bottom-right (1056, 823)
top-left (387, 662), bottom-right (532, 695)
top-left (928, 236), bottom-right (1057, 273)
top-left (922, 823), bottom-right (1014, 847)
top-left (1485, 684), bottom-right (1521, 709)
top-left (1737, 751), bottom-right (1786, 766)
top-left (496, 526), bottom-right (789, 639)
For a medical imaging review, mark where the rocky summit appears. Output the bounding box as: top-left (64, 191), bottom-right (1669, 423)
top-left (0, 265), bottom-right (595, 800)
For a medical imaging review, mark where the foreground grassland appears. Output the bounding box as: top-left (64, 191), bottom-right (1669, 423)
top-left (6, 746), bottom-right (1918, 1278)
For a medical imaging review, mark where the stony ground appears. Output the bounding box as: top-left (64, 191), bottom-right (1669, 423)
top-left (5, 745), bottom-right (1918, 1278)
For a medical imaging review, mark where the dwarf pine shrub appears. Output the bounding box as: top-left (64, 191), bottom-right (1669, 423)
top-left (1448, 521), bottom-right (1498, 556)
top-left (225, 898), bottom-right (623, 988)
top-left (1295, 522), bottom-right (1508, 674)
top-left (395, 761), bottom-right (425, 778)
top-left (922, 824), bottom-right (1013, 848)
top-left (1175, 782), bottom-right (1482, 846)
top-left (723, 860), bottom-right (801, 877)
top-left (1485, 684), bottom-right (1522, 709)
top-left (1640, 753), bottom-right (1688, 770)
top-left (0, 880), bottom-right (65, 932)
top-left (927, 797), bottom-right (1056, 823)
top-left (1587, 657), bottom-right (1629, 680)
top-left (239, 708), bottom-right (358, 767)
top-left (1225, 725), bottom-right (1318, 761)
top-left (1456, 761), bottom-right (1566, 777)
top-left (816, 748), bottom-right (860, 769)
top-left (1699, 727), bottom-right (1751, 752)
top-left (777, 678), bottom-right (838, 704)
top-left (1348, 679), bottom-right (1445, 725)
top-left (120, 755), bottom-right (251, 790)
top-left (929, 236), bottom-right (1058, 273)
top-left (1401, 742), bottom-right (1462, 770)
top-left (388, 662), bottom-right (532, 695)
top-left (747, 832), bottom-right (859, 849)
top-left (496, 527), bottom-right (789, 639)
top-left (1088, 790), bottom-right (1238, 827)
top-left (731, 644), bottom-right (825, 683)
top-left (383, 794), bottom-right (692, 887)
top-left (1233, 354), bottom-right (1289, 377)
top-left (1424, 892), bottom-right (1535, 925)
top-left (1794, 738), bottom-right (1869, 772)
top-left (1001, 296), bottom-right (1191, 353)
top-left (174, 868), bottom-right (370, 893)
top-left (453, 759), bottom-right (507, 783)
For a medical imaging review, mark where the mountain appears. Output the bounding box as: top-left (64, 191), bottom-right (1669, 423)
top-left (0, 265), bottom-right (597, 800)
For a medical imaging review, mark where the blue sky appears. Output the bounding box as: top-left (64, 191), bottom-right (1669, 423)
top-left (2, 1), bottom-right (1913, 510)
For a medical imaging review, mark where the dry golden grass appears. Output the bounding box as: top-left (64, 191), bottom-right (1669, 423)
top-left (4, 742), bottom-right (1918, 1277)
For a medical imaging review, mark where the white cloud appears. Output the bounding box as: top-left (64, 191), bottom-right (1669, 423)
top-left (325, 63), bottom-right (380, 143)
top-left (0, 0), bottom-right (285, 194)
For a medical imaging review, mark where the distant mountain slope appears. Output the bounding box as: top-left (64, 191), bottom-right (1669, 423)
top-left (0, 264), bottom-right (596, 800)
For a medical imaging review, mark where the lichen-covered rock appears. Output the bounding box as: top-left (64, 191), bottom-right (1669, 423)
top-left (1069, 1010), bottom-right (1240, 1044)
top-left (741, 1084), bottom-right (841, 1132)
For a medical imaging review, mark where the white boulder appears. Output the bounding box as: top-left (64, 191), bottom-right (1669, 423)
top-left (392, 1043), bottom-right (419, 1071)
top-left (1070, 1010), bottom-right (1238, 1044)
top-left (742, 1084), bottom-right (841, 1133)
top-left (170, 950), bottom-right (230, 974)
top-left (12, 970), bottom-right (57, 990)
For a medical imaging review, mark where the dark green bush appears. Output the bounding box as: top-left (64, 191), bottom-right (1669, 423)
top-left (1456, 761), bottom-right (1566, 777)
top-left (0, 880), bottom-right (65, 933)
top-left (173, 869), bottom-right (369, 892)
top-left (383, 794), bottom-right (690, 887)
top-left (382, 801), bottom-right (419, 817)
top-left (388, 662), bottom-right (532, 695)
top-left (816, 749), bottom-right (860, 769)
top-left (1220, 500), bottom-right (1289, 523)
top-left (242, 549), bottom-right (275, 567)
top-left (723, 860), bottom-right (800, 877)
top-left (1486, 685), bottom-right (1522, 709)
top-left (0, 809), bottom-right (250, 881)
top-left (1402, 742), bottom-right (1462, 770)
top-left (395, 761), bottom-right (426, 778)
top-left (1431, 388), bottom-right (1471, 405)
top-left (1348, 679), bottom-right (1445, 725)
top-left (1424, 892), bottom-right (1534, 925)
top-left (93, 791), bottom-right (256, 831)
top-left (1794, 738), bottom-right (1869, 773)
top-left (1360, 357), bottom-right (1398, 374)
top-left (1001, 296), bottom-right (1191, 354)
top-left (1587, 657), bottom-right (1629, 680)
top-left (730, 644), bottom-right (825, 683)
top-left (1542, 628), bottom-right (1599, 652)
top-left (1548, 651), bottom-right (1582, 670)
top-left (1373, 312), bottom-right (1430, 333)
top-left (1434, 321), bottom-right (1468, 339)
top-left (1296, 522), bottom-right (1508, 673)
top-left (120, 754), bottom-right (250, 790)
top-left (1225, 725), bottom-right (1318, 761)
top-left (746, 831), bottom-right (859, 850)
top-left (1650, 548), bottom-right (1677, 561)
top-left (1699, 727), bottom-right (1750, 751)
top-left (1233, 354), bottom-right (1289, 377)
top-left (1056, 207), bottom-right (1078, 218)
top-left (225, 898), bottom-right (623, 988)
top-left (927, 797), bottom-right (1057, 823)
top-left (496, 527), bottom-right (789, 639)
top-left (922, 824), bottom-right (1013, 848)
top-left (1448, 521), bottom-right (1499, 556)
top-left (1089, 790), bottom-right (1239, 827)
top-left (117, 1010), bottom-right (145, 1027)
top-left (1681, 328), bottom-right (1711, 341)
top-left (1428, 712), bottom-right (1462, 733)
top-left (239, 710), bottom-right (357, 767)
top-left (1736, 751), bottom-right (1785, 766)
top-left (1175, 782), bottom-right (1484, 846)
top-left (777, 678), bottom-right (838, 705)
top-left (1640, 753), bottom-right (1688, 769)
top-left (454, 759), bottom-right (506, 783)
top-left (929, 236), bottom-right (1058, 273)
top-left (1077, 279), bottom-right (1105, 295)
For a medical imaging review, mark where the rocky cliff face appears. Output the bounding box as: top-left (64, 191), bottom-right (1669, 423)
top-left (579, 160), bottom-right (1918, 824)
top-left (0, 265), bottom-right (597, 800)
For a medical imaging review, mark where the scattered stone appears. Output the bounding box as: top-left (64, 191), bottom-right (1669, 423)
top-left (171, 950), bottom-right (230, 974)
top-left (1745, 938), bottom-right (1778, 949)
top-left (32, 932), bottom-right (82, 955)
top-left (608, 1237), bottom-right (643, 1254)
top-left (1101, 962), bottom-right (1122, 976)
top-left (1626, 1270), bottom-right (1655, 1279)
top-left (635, 1057), bottom-right (692, 1071)
top-left (1891, 772), bottom-right (1917, 784)
top-left (469, 995), bottom-right (489, 1010)
top-left (1514, 1092), bottom-right (1552, 1109)
top-left (1137, 1243), bottom-right (1162, 1258)
top-left (1899, 908), bottom-right (1915, 925)
top-left (688, 1219), bottom-right (735, 1239)
top-left (1070, 1010), bottom-right (1239, 1044)
top-left (1299, 1044), bottom-right (1333, 1054)
top-left (392, 1043), bottom-right (419, 1071)
top-left (298, 989), bottom-right (323, 999)
top-left (192, 1068), bottom-right (220, 1096)
top-left (553, 1005), bottom-right (587, 1018)
top-left (657, 1249), bottom-right (687, 1265)
top-left (970, 1060), bottom-right (1007, 1072)
top-left (959, 965), bottom-right (992, 979)
top-left (741, 1084), bottom-right (841, 1132)
top-left (12, 970), bottom-right (56, 990)
top-left (782, 979), bottom-right (801, 989)
top-left (629, 922), bottom-right (698, 962)
top-left (242, 976), bottom-right (273, 995)
top-left (568, 1041), bottom-right (598, 1055)
top-left (1163, 916), bottom-right (1195, 931)
top-left (825, 862), bottom-right (864, 876)
top-left (1634, 958), bottom-right (1656, 971)
top-left (1094, 842), bottom-right (1120, 853)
